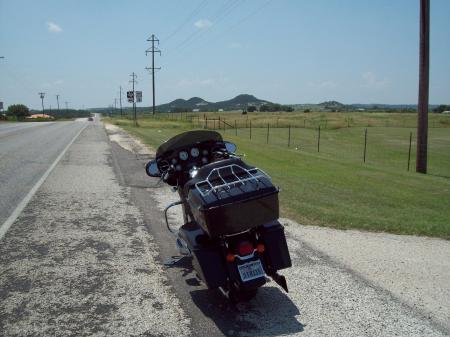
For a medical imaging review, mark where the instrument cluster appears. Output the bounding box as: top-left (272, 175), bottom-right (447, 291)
top-left (165, 146), bottom-right (211, 172)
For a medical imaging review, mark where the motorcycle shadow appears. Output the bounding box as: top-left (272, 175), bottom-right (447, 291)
top-left (189, 286), bottom-right (304, 337)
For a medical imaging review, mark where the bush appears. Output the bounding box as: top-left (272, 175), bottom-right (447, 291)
top-left (7, 104), bottom-right (30, 119)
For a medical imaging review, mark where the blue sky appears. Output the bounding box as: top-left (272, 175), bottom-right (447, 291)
top-left (0, 0), bottom-right (449, 110)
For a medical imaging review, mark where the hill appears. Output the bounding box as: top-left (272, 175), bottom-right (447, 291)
top-left (156, 94), bottom-right (270, 112)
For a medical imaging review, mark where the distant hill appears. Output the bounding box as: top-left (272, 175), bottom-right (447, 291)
top-left (156, 94), bottom-right (270, 112)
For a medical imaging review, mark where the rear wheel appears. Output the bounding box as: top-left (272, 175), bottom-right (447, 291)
top-left (222, 283), bottom-right (258, 303)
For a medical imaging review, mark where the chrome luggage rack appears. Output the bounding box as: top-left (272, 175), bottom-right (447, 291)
top-left (194, 164), bottom-right (271, 198)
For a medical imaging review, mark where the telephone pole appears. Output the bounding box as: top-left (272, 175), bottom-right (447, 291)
top-left (416, 0), bottom-right (430, 174)
top-left (119, 86), bottom-right (123, 116)
top-left (65, 101), bottom-right (69, 114)
top-left (145, 34), bottom-right (161, 115)
top-left (129, 72), bottom-right (138, 125)
top-left (56, 94), bottom-right (60, 115)
top-left (38, 92), bottom-right (45, 114)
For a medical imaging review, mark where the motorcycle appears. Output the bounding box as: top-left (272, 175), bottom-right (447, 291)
top-left (145, 130), bottom-right (291, 302)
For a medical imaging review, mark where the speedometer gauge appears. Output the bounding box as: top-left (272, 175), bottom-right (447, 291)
top-left (190, 147), bottom-right (200, 158)
top-left (179, 151), bottom-right (189, 161)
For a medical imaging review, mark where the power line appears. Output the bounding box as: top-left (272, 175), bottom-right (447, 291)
top-left (119, 86), bottom-right (123, 116)
top-left (56, 94), bottom-right (60, 115)
top-left (164, 0), bottom-right (245, 60)
top-left (416, 0), bottom-right (429, 173)
top-left (146, 35), bottom-right (161, 115)
top-left (38, 92), bottom-right (45, 114)
top-left (163, 0), bottom-right (209, 44)
top-left (129, 72), bottom-right (138, 125)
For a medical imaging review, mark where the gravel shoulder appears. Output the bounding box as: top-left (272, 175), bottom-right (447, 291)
top-left (0, 122), bottom-right (191, 337)
top-left (105, 122), bottom-right (449, 337)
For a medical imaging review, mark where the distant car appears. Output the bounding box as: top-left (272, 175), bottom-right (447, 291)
top-left (88, 117), bottom-right (94, 121)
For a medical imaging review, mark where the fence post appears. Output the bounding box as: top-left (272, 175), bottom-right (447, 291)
top-left (204, 117), bottom-right (208, 129)
top-left (250, 120), bottom-right (252, 139)
top-left (317, 126), bottom-right (321, 152)
top-left (363, 128), bottom-right (368, 163)
top-left (235, 120), bottom-right (237, 136)
top-left (407, 131), bottom-right (412, 171)
top-left (288, 125), bottom-right (291, 147)
top-left (218, 116), bottom-right (221, 130)
top-left (213, 119), bottom-right (216, 130)
top-left (267, 123), bottom-right (270, 144)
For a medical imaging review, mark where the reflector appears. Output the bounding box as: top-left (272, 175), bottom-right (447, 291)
top-left (237, 241), bottom-right (254, 256)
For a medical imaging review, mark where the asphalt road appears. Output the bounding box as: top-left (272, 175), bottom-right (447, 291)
top-left (0, 120), bottom-right (87, 227)
top-left (0, 121), bottom-right (448, 337)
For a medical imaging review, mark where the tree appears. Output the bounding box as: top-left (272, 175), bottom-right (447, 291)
top-left (7, 104), bottom-right (30, 119)
top-left (247, 106), bottom-right (257, 112)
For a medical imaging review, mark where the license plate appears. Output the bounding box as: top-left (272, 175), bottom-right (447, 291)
top-left (237, 260), bottom-right (265, 282)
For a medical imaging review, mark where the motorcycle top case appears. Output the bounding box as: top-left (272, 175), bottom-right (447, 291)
top-left (185, 158), bottom-right (279, 238)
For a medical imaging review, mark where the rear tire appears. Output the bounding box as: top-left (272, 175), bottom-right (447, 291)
top-left (229, 286), bottom-right (258, 303)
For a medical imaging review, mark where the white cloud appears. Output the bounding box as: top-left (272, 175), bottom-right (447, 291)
top-left (308, 80), bottom-right (337, 89)
top-left (194, 19), bottom-right (212, 29)
top-left (46, 21), bottom-right (62, 33)
top-left (361, 71), bottom-right (389, 88)
top-left (175, 78), bottom-right (217, 88)
top-left (228, 42), bottom-right (242, 49)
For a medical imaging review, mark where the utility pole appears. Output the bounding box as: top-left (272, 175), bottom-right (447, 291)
top-left (38, 92), bottom-right (45, 115)
top-left (145, 34), bottom-right (161, 115)
top-left (129, 72), bottom-right (138, 126)
top-left (65, 101), bottom-right (69, 114)
top-left (114, 98), bottom-right (117, 114)
top-left (119, 86), bottom-right (123, 116)
top-left (56, 94), bottom-right (60, 115)
top-left (416, 0), bottom-right (430, 174)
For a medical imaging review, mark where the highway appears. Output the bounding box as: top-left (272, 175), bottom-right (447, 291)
top-left (0, 121), bottom-right (87, 229)
top-left (0, 119), bottom-right (448, 337)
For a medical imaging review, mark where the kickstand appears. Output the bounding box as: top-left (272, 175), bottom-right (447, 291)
top-left (164, 255), bottom-right (188, 266)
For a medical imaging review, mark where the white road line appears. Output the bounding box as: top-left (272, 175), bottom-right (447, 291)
top-left (0, 123), bottom-right (88, 241)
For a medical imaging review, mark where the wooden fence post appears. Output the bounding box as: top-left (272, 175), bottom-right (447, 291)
top-left (288, 125), bottom-right (291, 147)
top-left (317, 126), bottom-right (321, 152)
top-left (363, 128), bottom-right (368, 163)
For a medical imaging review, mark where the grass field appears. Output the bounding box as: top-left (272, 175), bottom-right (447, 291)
top-left (104, 112), bottom-right (450, 239)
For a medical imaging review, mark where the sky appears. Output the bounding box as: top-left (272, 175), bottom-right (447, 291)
top-left (0, 0), bottom-right (449, 110)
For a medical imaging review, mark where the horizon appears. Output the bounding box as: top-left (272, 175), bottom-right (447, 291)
top-left (1, 0), bottom-right (449, 110)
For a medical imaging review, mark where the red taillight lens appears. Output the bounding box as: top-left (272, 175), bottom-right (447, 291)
top-left (226, 253), bottom-right (235, 262)
top-left (256, 243), bottom-right (265, 253)
top-left (237, 241), bottom-right (254, 256)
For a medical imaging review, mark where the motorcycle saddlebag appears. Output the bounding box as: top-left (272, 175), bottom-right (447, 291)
top-left (259, 221), bottom-right (292, 271)
top-left (186, 159), bottom-right (279, 238)
top-left (178, 222), bottom-right (228, 289)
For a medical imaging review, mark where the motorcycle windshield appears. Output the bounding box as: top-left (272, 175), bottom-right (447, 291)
top-left (156, 130), bottom-right (223, 157)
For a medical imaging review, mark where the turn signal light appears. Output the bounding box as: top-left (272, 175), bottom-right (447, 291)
top-left (256, 243), bottom-right (265, 253)
top-left (226, 253), bottom-right (236, 262)
top-left (237, 241), bottom-right (254, 256)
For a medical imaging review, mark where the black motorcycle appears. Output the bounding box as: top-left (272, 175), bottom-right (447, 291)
top-left (146, 130), bottom-right (291, 302)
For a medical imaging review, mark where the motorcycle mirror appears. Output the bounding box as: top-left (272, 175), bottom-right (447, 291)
top-left (145, 160), bottom-right (161, 177)
top-left (224, 142), bottom-right (237, 153)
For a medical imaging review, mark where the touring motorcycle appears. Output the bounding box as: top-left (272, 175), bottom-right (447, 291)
top-left (146, 130), bottom-right (291, 302)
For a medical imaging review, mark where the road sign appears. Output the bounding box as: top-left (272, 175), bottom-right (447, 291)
top-left (127, 91), bottom-right (134, 103)
top-left (136, 91), bottom-right (142, 103)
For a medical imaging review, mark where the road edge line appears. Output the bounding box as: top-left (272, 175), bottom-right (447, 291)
top-left (0, 123), bottom-right (88, 241)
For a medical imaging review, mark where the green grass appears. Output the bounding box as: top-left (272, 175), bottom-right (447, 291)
top-left (104, 112), bottom-right (450, 239)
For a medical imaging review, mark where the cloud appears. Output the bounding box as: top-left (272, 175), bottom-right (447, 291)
top-left (46, 21), bottom-right (62, 33)
top-left (194, 19), bottom-right (212, 29)
top-left (176, 78), bottom-right (216, 87)
top-left (361, 71), bottom-right (389, 88)
top-left (228, 42), bottom-right (242, 49)
top-left (308, 80), bottom-right (337, 89)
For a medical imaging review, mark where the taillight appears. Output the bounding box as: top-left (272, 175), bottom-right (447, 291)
top-left (237, 241), bottom-right (254, 256)
top-left (226, 253), bottom-right (235, 262)
top-left (256, 243), bottom-right (265, 253)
